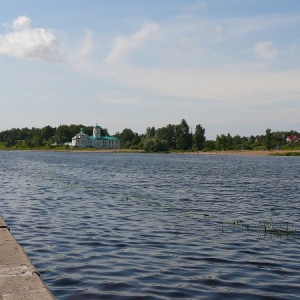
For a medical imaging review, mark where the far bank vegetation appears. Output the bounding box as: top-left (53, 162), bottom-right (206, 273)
top-left (0, 120), bottom-right (299, 152)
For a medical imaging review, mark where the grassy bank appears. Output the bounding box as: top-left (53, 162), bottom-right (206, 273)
top-left (1, 142), bottom-right (299, 156)
top-left (270, 152), bottom-right (300, 156)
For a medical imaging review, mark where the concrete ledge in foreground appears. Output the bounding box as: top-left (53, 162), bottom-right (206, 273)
top-left (0, 216), bottom-right (55, 300)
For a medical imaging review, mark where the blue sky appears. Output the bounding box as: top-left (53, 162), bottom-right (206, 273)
top-left (0, 0), bottom-right (299, 139)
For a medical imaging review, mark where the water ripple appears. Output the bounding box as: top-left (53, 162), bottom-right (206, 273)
top-left (0, 151), bottom-right (300, 299)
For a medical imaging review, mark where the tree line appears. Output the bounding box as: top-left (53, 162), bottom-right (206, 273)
top-left (0, 120), bottom-right (299, 151)
top-left (115, 119), bottom-right (205, 151)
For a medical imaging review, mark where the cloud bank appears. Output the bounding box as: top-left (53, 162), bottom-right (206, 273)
top-left (0, 16), bottom-right (61, 61)
top-left (106, 22), bottom-right (160, 62)
top-left (254, 41), bottom-right (278, 60)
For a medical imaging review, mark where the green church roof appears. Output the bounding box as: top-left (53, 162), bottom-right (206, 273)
top-left (89, 136), bottom-right (119, 141)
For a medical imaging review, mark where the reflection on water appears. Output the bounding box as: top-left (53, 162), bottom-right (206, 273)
top-left (0, 151), bottom-right (300, 299)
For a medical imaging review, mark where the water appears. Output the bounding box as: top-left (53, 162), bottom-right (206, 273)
top-left (0, 151), bottom-right (300, 299)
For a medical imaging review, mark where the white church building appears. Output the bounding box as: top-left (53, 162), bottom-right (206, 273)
top-left (70, 124), bottom-right (120, 149)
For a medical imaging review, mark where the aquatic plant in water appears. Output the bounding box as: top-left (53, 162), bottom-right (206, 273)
top-left (203, 214), bottom-right (298, 237)
top-left (258, 218), bottom-right (298, 236)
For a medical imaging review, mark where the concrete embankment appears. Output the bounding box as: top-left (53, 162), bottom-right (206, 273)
top-left (0, 216), bottom-right (55, 299)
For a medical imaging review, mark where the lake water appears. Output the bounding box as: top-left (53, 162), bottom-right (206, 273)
top-left (0, 151), bottom-right (300, 299)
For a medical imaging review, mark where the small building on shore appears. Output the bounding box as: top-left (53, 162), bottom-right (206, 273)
top-left (70, 124), bottom-right (120, 149)
top-left (286, 135), bottom-right (300, 144)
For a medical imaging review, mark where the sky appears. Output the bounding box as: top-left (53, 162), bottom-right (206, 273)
top-left (0, 0), bottom-right (299, 139)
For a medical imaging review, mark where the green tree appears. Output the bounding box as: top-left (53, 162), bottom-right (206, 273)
top-left (204, 140), bottom-right (216, 151)
top-left (216, 134), bottom-right (228, 150)
top-left (25, 138), bottom-right (33, 148)
top-left (156, 124), bottom-right (176, 150)
top-left (84, 126), bottom-right (93, 136)
top-left (143, 137), bottom-right (168, 152)
top-left (272, 131), bottom-right (285, 148)
top-left (192, 124), bottom-right (206, 150)
top-left (226, 134), bottom-right (233, 150)
top-left (5, 138), bottom-right (16, 147)
top-left (176, 119), bottom-right (192, 150)
top-left (119, 128), bottom-right (136, 148)
top-left (54, 125), bottom-right (72, 144)
top-left (233, 135), bottom-right (242, 150)
top-left (17, 128), bottom-right (30, 140)
top-left (101, 128), bottom-right (109, 136)
top-left (40, 126), bottom-right (56, 143)
top-left (32, 135), bottom-right (43, 147)
top-left (146, 127), bottom-right (156, 138)
top-left (131, 133), bottom-right (141, 148)
top-left (264, 128), bottom-right (272, 150)
top-left (248, 135), bottom-right (256, 148)
top-left (69, 124), bottom-right (83, 137)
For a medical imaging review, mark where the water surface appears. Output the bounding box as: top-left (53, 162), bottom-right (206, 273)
top-left (0, 151), bottom-right (299, 299)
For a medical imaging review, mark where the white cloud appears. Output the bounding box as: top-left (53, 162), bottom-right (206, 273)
top-left (100, 61), bottom-right (300, 107)
top-left (100, 92), bottom-right (143, 105)
top-left (253, 41), bottom-right (278, 60)
top-left (106, 22), bottom-right (161, 62)
top-left (0, 16), bottom-right (62, 61)
top-left (13, 16), bottom-right (32, 30)
top-left (214, 26), bottom-right (225, 37)
top-left (68, 14), bottom-right (300, 118)
top-left (72, 31), bottom-right (93, 61)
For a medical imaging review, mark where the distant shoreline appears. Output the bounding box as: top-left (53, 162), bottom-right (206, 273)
top-left (44, 149), bottom-right (300, 156)
top-left (188, 150), bottom-right (300, 156)
top-left (1, 148), bottom-right (299, 156)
